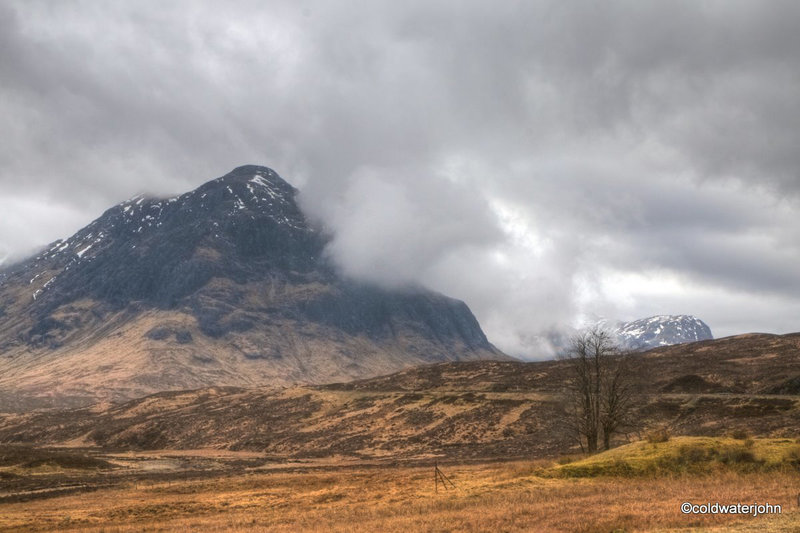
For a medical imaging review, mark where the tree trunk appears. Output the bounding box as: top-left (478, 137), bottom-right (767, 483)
top-left (587, 433), bottom-right (598, 453)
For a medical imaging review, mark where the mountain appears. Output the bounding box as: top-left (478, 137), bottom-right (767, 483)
top-left (1, 333), bottom-right (797, 457)
top-left (613, 315), bottom-right (713, 350)
top-left (0, 165), bottom-right (507, 409)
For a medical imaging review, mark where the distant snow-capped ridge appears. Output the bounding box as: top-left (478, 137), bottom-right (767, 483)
top-left (613, 315), bottom-right (713, 350)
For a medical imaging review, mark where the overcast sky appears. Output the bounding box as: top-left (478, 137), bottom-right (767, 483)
top-left (2, 1), bottom-right (800, 357)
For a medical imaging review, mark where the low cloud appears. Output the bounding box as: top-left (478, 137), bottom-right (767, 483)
top-left (301, 165), bottom-right (501, 287)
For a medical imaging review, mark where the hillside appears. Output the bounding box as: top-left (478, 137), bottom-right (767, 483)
top-left (1, 333), bottom-right (797, 459)
top-left (0, 166), bottom-right (506, 409)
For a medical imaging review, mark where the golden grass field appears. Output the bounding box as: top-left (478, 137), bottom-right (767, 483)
top-left (2, 438), bottom-right (799, 533)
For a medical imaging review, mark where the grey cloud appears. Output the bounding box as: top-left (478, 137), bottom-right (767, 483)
top-left (2, 1), bottom-right (800, 356)
top-left (303, 166), bottom-right (502, 287)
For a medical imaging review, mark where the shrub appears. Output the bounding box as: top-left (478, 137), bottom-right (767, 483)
top-left (606, 459), bottom-right (635, 476)
top-left (558, 459), bottom-right (635, 478)
top-left (677, 444), bottom-right (712, 465)
top-left (652, 444), bottom-right (717, 474)
top-left (730, 428), bottom-right (750, 440)
top-left (783, 445), bottom-right (800, 467)
top-left (646, 428), bottom-right (670, 444)
top-left (719, 446), bottom-right (757, 465)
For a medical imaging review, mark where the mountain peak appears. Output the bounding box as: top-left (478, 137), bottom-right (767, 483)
top-left (212, 165), bottom-right (296, 191)
top-left (614, 314), bottom-right (713, 350)
top-left (228, 164), bottom-right (280, 177)
top-left (14, 166), bottom-right (319, 307)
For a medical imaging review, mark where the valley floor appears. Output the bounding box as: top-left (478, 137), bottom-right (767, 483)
top-left (1, 456), bottom-right (799, 532)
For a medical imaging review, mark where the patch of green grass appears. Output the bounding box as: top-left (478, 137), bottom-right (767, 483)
top-left (550, 437), bottom-right (800, 478)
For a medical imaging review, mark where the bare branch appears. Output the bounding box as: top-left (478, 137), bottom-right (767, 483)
top-left (560, 327), bottom-right (636, 453)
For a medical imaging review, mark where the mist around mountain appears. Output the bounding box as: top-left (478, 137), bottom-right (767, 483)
top-left (0, 165), bottom-right (507, 408)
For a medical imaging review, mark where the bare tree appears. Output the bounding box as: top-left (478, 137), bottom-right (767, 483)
top-left (562, 327), bottom-right (634, 453)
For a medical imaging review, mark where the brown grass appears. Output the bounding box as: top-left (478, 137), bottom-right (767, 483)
top-left (1, 461), bottom-right (798, 532)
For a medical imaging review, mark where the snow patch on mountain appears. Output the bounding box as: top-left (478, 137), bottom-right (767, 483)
top-left (22, 165), bottom-right (306, 301)
top-left (613, 315), bottom-right (713, 350)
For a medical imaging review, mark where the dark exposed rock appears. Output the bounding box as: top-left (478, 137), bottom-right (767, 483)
top-left (7, 165), bottom-right (492, 346)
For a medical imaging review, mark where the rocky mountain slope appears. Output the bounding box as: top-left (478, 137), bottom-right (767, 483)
top-left (0, 165), bottom-right (506, 408)
top-left (1, 333), bottom-right (797, 459)
top-left (614, 315), bottom-right (713, 350)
